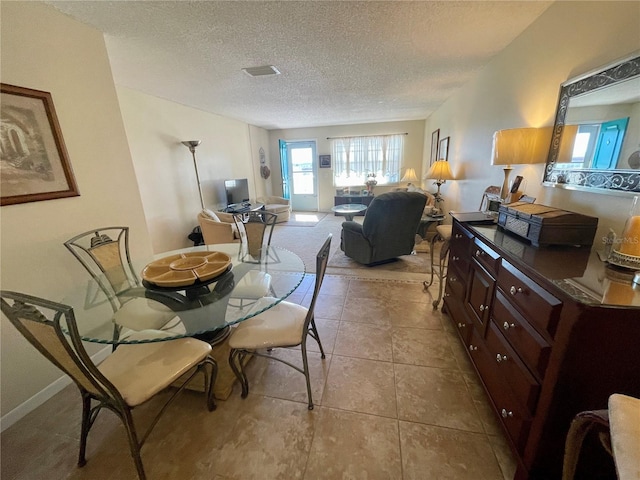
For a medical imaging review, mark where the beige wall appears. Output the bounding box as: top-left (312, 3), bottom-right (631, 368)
top-left (424, 1), bottom-right (640, 242)
top-left (116, 87), bottom-right (262, 254)
top-left (0, 3), bottom-right (152, 419)
top-left (268, 120), bottom-right (425, 211)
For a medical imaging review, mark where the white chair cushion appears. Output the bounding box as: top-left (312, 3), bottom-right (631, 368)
top-left (113, 297), bottom-right (184, 333)
top-left (201, 209), bottom-right (220, 222)
top-left (228, 297), bottom-right (308, 350)
top-left (99, 337), bottom-right (212, 407)
top-left (609, 393), bottom-right (640, 480)
top-left (231, 271), bottom-right (272, 300)
top-left (436, 224), bottom-right (453, 240)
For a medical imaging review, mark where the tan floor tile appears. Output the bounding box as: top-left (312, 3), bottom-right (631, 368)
top-left (294, 317), bottom-right (340, 354)
top-left (302, 292), bottom-right (345, 319)
top-left (489, 433), bottom-right (518, 480)
top-left (347, 279), bottom-right (428, 303)
top-left (304, 408), bottom-right (402, 479)
top-left (400, 421), bottom-right (504, 479)
top-left (239, 348), bottom-right (330, 406)
top-left (211, 396), bottom-right (317, 480)
top-left (333, 322), bottom-right (393, 361)
top-left (463, 372), bottom-right (504, 436)
top-left (342, 296), bottom-right (441, 329)
top-left (395, 364), bottom-right (484, 432)
top-left (322, 355), bottom-right (397, 418)
top-left (317, 275), bottom-right (350, 297)
top-left (392, 327), bottom-right (459, 369)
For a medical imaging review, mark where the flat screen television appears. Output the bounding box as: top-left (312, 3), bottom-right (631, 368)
top-left (224, 178), bottom-right (250, 206)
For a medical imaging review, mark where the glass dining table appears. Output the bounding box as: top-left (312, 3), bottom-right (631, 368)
top-left (61, 243), bottom-right (306, 345)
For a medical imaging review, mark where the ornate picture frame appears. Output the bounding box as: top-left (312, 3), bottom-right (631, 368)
top-left (1, 83), bottom-right (79, 206)
top-left (430, 129), bottom-right (440, 165)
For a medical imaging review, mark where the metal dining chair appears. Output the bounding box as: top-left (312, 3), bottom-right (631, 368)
top-left (64, 227), bottom-right (184, 343)
top-left (0, 290), bottom-right (217, 480)
top-left (232, 211), bottom-right (278, 262)
top-left (228, 234), bottom-right (332, 410)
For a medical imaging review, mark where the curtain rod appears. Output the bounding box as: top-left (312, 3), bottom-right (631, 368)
top-left (326, 132), bottom-right (408, 140)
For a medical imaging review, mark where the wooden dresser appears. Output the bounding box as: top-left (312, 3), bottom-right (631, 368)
top-left (443, 216), bottom-right (640, 479)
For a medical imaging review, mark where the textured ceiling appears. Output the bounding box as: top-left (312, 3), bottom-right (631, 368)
top-left (47, 1), bottom-right (552, 130)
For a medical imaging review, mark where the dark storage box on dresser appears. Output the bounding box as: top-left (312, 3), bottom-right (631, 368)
top-left (442, 215), bottom-right (640, 480)
top-left (497, 202), bottom-right (598, 247)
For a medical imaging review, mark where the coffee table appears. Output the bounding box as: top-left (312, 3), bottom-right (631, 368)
top-left (331, 203), bottom-right (368, 221)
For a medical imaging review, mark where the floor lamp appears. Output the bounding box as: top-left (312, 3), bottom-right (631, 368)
top-left (182, 140), bottom-right (206, 210)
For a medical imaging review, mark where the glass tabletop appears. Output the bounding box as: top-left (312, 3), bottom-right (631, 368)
top-left (61, 244), bottom-right (306, 344)
top-left (331, 204), bottom-right (367, 213)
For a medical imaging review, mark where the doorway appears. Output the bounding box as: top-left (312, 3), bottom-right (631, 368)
top-left (282, 140), bottom-right (318, 211)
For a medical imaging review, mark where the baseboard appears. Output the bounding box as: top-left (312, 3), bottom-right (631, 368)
top-left (1, 345), bottom-right (111, 433)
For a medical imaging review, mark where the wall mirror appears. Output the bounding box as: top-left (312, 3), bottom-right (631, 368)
top-left (543, 52), bottom-right (640, 195)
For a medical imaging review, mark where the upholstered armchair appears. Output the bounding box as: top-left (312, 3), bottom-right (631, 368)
top-left (257, 196), bottom-right (291, 223)
top-left (340, 191), bottom-right (427, 265)
top-left (198, 209), bottom-right (241, 244)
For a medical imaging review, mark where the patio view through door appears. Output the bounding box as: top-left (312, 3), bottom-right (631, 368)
top-left (283, 140), bottom-right (318, 211)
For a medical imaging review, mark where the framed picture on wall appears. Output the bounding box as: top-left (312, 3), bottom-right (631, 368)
top-left (319, 154), bottom-right (331, 168)
top-left (439, 136), bottom-right (450, 161)
top-left (1, 83), bottom-right (79, 206)
top-left (430, 129), bottom-right (440, 165)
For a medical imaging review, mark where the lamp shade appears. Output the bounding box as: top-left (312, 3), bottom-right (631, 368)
top-left (425, 160), bottom-right (454, 182)
top-left (491, 127), bottom-right (552, 166)
top-left (400, 167), bottom-right (419, 183)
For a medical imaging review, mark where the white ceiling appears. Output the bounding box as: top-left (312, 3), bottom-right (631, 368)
top-left (47, 1), bottom-right (552, 130)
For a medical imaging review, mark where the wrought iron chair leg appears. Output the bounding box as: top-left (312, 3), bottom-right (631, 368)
top-left (122, 408), bottom-right (146, 480)
top-left (301, 341), bottom-right (314, 410)
top-left (309, 316), bottom-right (325, 359)
top-left (229, 349), bottom-right (249, 398)
top-left (203, 357), bottom-right (218, 411)
top-left (78, 393), bottom-right (92, 467)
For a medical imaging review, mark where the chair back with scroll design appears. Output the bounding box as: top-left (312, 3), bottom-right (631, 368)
top-left (479, 186), bottom-right (502, 212)
top-left (0, 290), bottom-right (217, 480)
top-left (64, 227), bottom-right (137, 302)
top-left (232, 211), bottom-right (278, 262)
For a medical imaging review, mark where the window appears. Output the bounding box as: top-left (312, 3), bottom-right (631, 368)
top-left (331, 134), bottom-right (404, 187)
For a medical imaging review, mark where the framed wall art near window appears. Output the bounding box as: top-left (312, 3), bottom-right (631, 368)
top-left (439, 136), bottom-right (450, 162)
top-left (1, 83), bottom-right (79, 206)
top-left (430, 129), bottom-right (440, 165)
top-left (319, 154), bottom-right (331, 168)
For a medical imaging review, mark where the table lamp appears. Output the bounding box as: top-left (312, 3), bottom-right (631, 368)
top-left (400, 167), bottom-right (419, 186)
top-left (491, 127), bottom-right (551, 200)
top-left (424, 159), bottom-right (454, 203)
top-left (182, 140), bottom-right (205, 210)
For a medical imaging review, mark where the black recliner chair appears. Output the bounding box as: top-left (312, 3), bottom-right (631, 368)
top-left (340, 191), bottom-right (427, 265)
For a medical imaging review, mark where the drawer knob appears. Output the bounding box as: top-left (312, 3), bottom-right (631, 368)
top-left (479, 304), bottom-right (486, 311)
top-left (509, 286), bottom-right (523, 295)
top-left (450, 276), bottom-right (457, 283)
top-left (503, 322), bottom-right (515, 330)
top-left (455, 234), bottom-right (462, 239)
top-left (496, 353), bottom-right (508, 363)
top-left (475, 250), bottom-right (482, 257)
top-left (457, 323), bottom-right (465, 328)
top-left (501, 409), bottom-right (514, 418)
top-left (444, 292), bottom-right (450, 297)
top-left (452, 256), bottom-right (459, 261)
top-left (469, 345), bottom-right (478, 351)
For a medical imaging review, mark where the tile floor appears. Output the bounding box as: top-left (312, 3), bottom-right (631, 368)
top-left (1, 274), bottom-right (516, 480)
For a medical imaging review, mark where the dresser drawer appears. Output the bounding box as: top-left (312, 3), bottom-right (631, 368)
top-left (450, 223), bottom-right (473, 258)
top-left (472, 237), bottom-right (501, 276)
top-left (492, 290), bottom-right (552, 381)
top-left (485, 323), bottom-right (541, 415)
top-left (498, 260), bottom-right (563, 338)
top-left (468, 329), bottom-right (532, 453)
top-left (443, 288), bottom-right (472, 345)
top-left (446, 262), bottom-right (467, 301)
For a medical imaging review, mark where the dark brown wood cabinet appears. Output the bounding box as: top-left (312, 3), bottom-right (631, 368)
top-left (443, 217), bottom-right (640, 479)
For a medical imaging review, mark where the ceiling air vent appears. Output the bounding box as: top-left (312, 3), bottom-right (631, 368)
top-left (242, 65), bottom-right (281, 77)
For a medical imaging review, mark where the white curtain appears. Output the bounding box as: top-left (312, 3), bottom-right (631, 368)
top-left (332, 134), bottom-right (404, 187)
